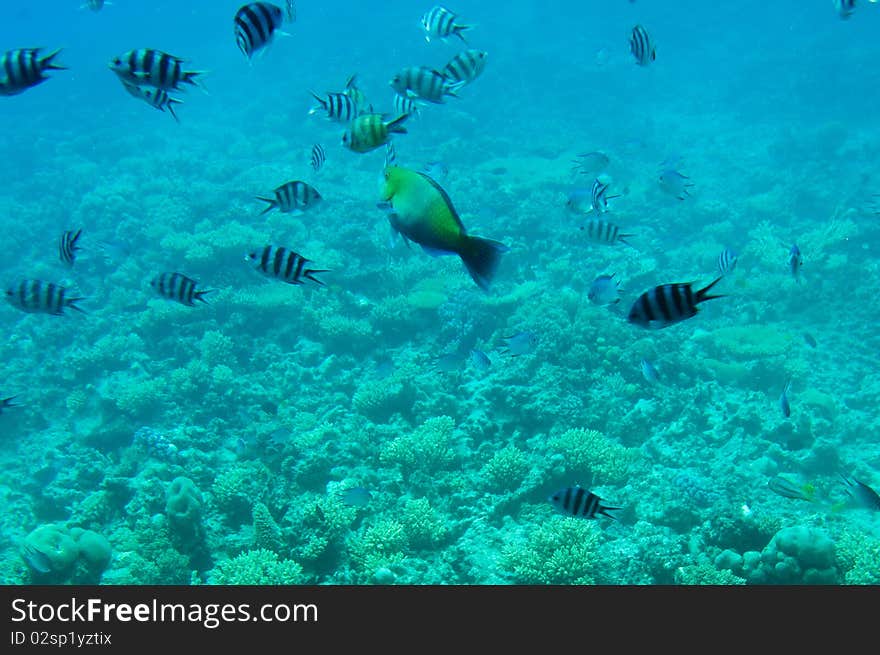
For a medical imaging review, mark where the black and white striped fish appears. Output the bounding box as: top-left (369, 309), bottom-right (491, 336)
top-left (834, 0), bottom-right (857, 19)
top-left (390, 66), bottom-right (464, 104)
top-left (442, 49), bottom-right (488, 85)
top-left (788, 243), bottom-right (803, 283)
top-left (580, 218), bottom-right (632, 246)
top-left (121, 81), bottom-right (183, 122)
top-left (5, 279), bottom-right (85, 316)
top-left (150, 272), bottom-right (213, 307)
top-left (0, 48), bottom-right (66, 96)
top-left (384, 141), bottom-right (397, 169)
top-left (590, 178), bottom-right (620, 214)
top-left (255, 181), bottom-right (322, 215)
top-left (717, 247), bottom-right (738, 276)
top-left (310, 144), bottom-right (326, 172)
top-left (549, 485), bottom-right (620, 520)
top-left (109, 49), bottom-right (204, 91)
top-left (234, 1), bottom-right (296, 60)
top-left (59, 229), bottom-right (83, 267)
top-left (393, 93), bottom-right (420, 118)
top-left (245, 245), bottom-right (327, 286)
top-left (309, 91), bottom-right (359, 122)
top-left (627, 277), bottom-right (724, 329)
top-left (630, 25), bottom-right (656, 66)
top-left (420, 5), bottom-right (472, 43)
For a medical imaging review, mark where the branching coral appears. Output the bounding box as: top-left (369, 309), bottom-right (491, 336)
top-left (501, 518), bottom-right (600, 584)
top-left (546, 427), bottom-right (636, 486)
top-left (380, 415), bottom-right (457, 475)
top-left (209, 549), bottom-right (304, 585)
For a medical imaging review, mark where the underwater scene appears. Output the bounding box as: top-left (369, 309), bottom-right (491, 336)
top-left (1, 0), bottom-right (879, 586)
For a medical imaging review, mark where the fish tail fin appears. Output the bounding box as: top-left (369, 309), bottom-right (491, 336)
top-left (2, 395), bottom-right (19, 409)
top-left (386, 114), bottom-right (408, 134)
top-left (618, 233), bottom-right (636, 249)
top-left (168, 98), bottom-right (183, 123)
top-left (194, 289), bottom-right (215, 304)
top-left (455, 25), bottom-right (474, 44)
top-left (444, 79), bottom-right (467, 97)
top-left (696, 276), bottom-right (724, 303)
top-left (40, 48), bottom-right (67, 71)
top-left (458, 236), bottom-right (509, 292)
top-left (255, 196), bottom-right (278, 215)
top-left (308, 91), bottom-right (327, 114)
top-left (599, 505), bottom-right (622, 521)
top-left (65, 297), bottom-right (87, 315)
top-left (183, 70), bottom-right (209, 94)
top-left (304, 269), bottom-right (329, 286)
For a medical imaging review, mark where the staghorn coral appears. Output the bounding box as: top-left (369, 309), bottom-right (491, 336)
top-left (546, 427), bottom-right (636, 486)
top-left (347, 519), bottom-right (409, 582)
top-left (501, 518), bottom-right (601, 584)
top-left (400, 498), bottom-right (448, 549)
top-left (380, 415), bottom-right (457, 475)
top-left (209, 549), bottom-right (304, 585)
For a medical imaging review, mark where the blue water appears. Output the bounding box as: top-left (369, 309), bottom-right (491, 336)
top-left (1, 1), bottom-right (879, 586)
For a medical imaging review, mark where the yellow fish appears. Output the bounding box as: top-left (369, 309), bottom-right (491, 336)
top-left (379, 166), bottom-right (508, 291)
top-left (342, 113), bottom-right (407, 153)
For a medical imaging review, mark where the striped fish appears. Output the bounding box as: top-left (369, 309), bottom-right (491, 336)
top-left (834, 0), bottom-right (857, 19)
top-left (590, 179), bottom-right (620, 214)
top-left (393, 93), bottom-right (420, 118)
top-left (717, 248), bottom-right (738, 276)
top-left (779, 379), bottom-right (792, 418)
top-left (256, 181), bottom-right (322, 215)
top-left (0, 48), bottom-right (66, 96)
top-left (150, 272), bottom-right (213, 307)
top-left (109, 49), bottom-right (204, 91)
top-left (342, 113), bottom-right (408, 153)
top-left (580, 218), bottom-right (632, 246)
top-left (234, 1), bottom-right (295, 60)
top-left (344, 74), bottom-right (370, 113)
top-left (59, 229), bottom-right (83, 267)
top-left (421, 6), bottom-right (472, 43)
top-left (390, 66), bottom-right (464, 104)
top-left (121, 81), bottom-right (183, 122)
top-left (309, 91), bottom-right (359, 122)
top-left (627, 277), bottom-right (724, 329)
top-left (310, 144), bottom-right (326, 172)
top-left (245, 245), bottom-right (327, 286)
top-left (630, 24), bottom-right (656, 66)
top-left (442, 49), bottom-right (488, 85)
top-left (549, 485), bottom-right (620, 520)
top-left (788, 243), bottom-right (803, 283)
top-left (5, 279), bottom-right (85, 316)
top-left (384, 141), bottom-right (397, 169)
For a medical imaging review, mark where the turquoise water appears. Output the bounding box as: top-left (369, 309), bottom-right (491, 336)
top-left (1, 0), bottom-right (879, 585)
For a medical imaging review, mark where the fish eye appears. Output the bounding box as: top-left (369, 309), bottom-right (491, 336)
top-left (113, 58), bottom-right (121, 65)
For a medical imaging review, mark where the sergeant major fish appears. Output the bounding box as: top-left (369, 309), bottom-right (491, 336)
top-left (256, 180), bottom-right (322, 215)
top-left (788, 243), bottom-right (803, 283)
top-left (580, 219), bottom-right (633, 246)
top-left (442, 50), bottom-right (488, 85)
top-left (549, 485), bottom-right (620, 520)
top-left (0, 48), bottom-right (66, 96)
top-left (310, 144), bottom-right (326, 172)
top-left (5, 279), bottom-right (85, 316)
top-left (779, 379), bottom-right (792, 418)
top-left (379, 166), bottom-right (508, 291)
top-left (121, 81), bottom-right (184, 122)
top-left (630, 24), bottom-right (656, 66)
top-left (59, 229), bottom-right (83, 267)
top-left (590, 178), bottom-right (620, 214)
top-left (390, 66), bottom-right (464, 104)
top-left (309, 91), bottom-right (359, 122)
top-left (234, 1), bottom-right (296, 59)
top-left (109, 49), bottom-right (204, 91)
top-left (717, 247), bottom-right (738, 276)
top-left (151, 272), bottom-right (213, 307)
top-left (246, 245), bottom-right (327, 286)
top-left (420, 6), bottom-right (472, 44)
top-left (343, 114), bottom-right (408, 153)
top-left (627, 278), bottom-right (724, 329)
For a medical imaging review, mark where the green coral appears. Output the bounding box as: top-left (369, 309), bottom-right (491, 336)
top-left (211, 463), bottom-right (270, 523)
top-left (400, 498), bottom-right (447, 549)
top-left (252, 502), bottom-right (283, 554)
top-left (547, 427), bottom-right (635, 485)
top-left (199, 330), bottom-right (236, 368)
top-left (836, 529), bottom-right (880, 585)
top-left (674, 563), bottom-right (746, 585)
top-left (481, 446), bottom-right (530, 491)
top-left (381, 415), bottom-right (457, 475)
top-left (209, 549), bottom-right (304, 585)
top-left (352, 378), bottom-right (409, 423)
top-left (501, 518), bottom-right (600, 584)
top-left (165, 477), bottom-right (204, 546)
top-left (20, 525), bottom-right (113, 583)
top-left (347, 519), bottom-right (409, 581)
top-left (747, 526), bottom-right (840, 584)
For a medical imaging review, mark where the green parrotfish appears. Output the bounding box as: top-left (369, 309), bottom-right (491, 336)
top-left (379, 166), bottom-right (508, 291)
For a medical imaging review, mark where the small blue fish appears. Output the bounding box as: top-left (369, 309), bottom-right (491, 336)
top-left (779, 380), bottom-right (792, 418)
top-left (469, 349), bottom-right (491, 371)
top-left (658, 168), bottom-right (694, 200)
top-left (840, 473), bottom-right (880, 511)
top-left (640, 358), bottom-right (659, 383)
top-left (803, 332), bottom-right (817, 348)
top-left (788, 243), bottom-right (803, 283)
top-left (501, 331), bottom-right (538, 356)
top-left (588, 273), bottom-right (620, 306)
top-left (571, 151), bottom-right (610, 176)
top-left (340, 486), bottom-right (373, 508)
top-left (566, 188), bottom-right (594, 215)
top-left (433, 352), bottom-right (464, 372)
top-left (21, 543), bottom-right (52, 574)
